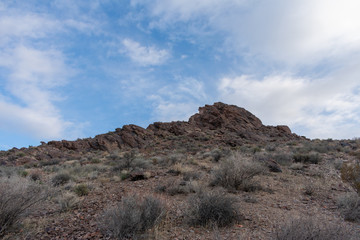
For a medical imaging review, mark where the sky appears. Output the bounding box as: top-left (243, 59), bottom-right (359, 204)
top-left (1, 0), bottom-right (360, 150)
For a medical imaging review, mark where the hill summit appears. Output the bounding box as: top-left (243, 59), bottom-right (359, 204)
top-left (1, 102), bottom-right (302, 165)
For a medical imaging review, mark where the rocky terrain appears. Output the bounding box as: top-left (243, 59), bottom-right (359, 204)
top-left (0, 102), bottom-right (359, 240)
top-left (0, 102), bottom-right (301, 166)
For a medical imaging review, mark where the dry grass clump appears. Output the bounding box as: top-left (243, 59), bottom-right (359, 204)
top-left (275, 217), bottom-right (355, 240)
top-left (156, 179), bottom-right (200, 196)
top-left (52, 172), bottom-right (71, 186)
top-left (0, 176), bottom-right (47, 236)
top-left (73, 184), bottom-right (89, 196)
top-left (185, 190), bottom-right (242, 227)
top-left (211, 153), bottom-right (266, 191)
top-left (56, 192), bottom-right (80, 212)
top-left (341, 162), bottom-right (360, 193)
top-left (337, 193), bottom-right (360, 223)
top-left (100, 195), bottom-right (166, 239)
top-left (110, 151), bottom-right (152, 172)
top-left (293, 153), bottom-right (321, 164)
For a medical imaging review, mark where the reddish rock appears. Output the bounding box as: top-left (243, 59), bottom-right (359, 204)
top-left (0, 102), bottom-right (303, 164)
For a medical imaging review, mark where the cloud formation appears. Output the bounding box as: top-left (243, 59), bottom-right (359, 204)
top-left (0, 45), bottom-right (72, 139)
top-left (149, 78), bottom-right (208, 122)
top-left (218, 74), bottom-right (360, 139)
top-left (133, 0), bottom-right (360, 139)
top-left (135, 0), bottom-right (360, 65)
top-left (122, 39), bottom-right (170, 66)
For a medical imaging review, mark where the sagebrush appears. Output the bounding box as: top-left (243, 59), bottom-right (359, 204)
top-left (0, 176), bottom-right (47, 236)
top-left (186, 190), bottom-right (241, 227)
top-left (100, 195), bottom-right (165, 239)
top-left (211, 153), bottom-right (265, 191)
top-left (275, 217), bottom-right (355, 240)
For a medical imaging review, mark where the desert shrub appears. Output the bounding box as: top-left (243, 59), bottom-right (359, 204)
top-left (156, 180), bottom-right (198, 196)
top-left (186, 190), bottom-right (241, 227)
top-left (274, 153), bottom-right (294, 166)
top-left (29, 171), bottom-right (41, 182)
top-left (274, 217), bottom-right (355, 240)
top-left (254, 152), bottom-right (292, 168)
top-left (19, 170), bottom-right (28, 177)
top-left (202, 148), bottom-right (229, 162)
top-left (183, 171), bottom-right (201, 181)
top-left (111, 155), bottom-right (151, 172)
top-left (57, 192), bottom-right (80, 212)
top-left (211, 153), bottom-right (266, 191)
top-left (0, 176), bottom-right (47, 236)
top-left (289, 163), bottom-right (304, 170)
top-left (349, 150), bottom-right (360, 159)
top-left (340, 163), bottom-right (360, 193)
top-left (333, 159), bottom-right (344, 170)
top-left (100, 195), bottom-right (165, 239)
top-left (293, 153), bottom-right (321, 164)
top-left (0, 166), bottom-right (22, 177)
top-left (74, 184), bottom-right (89, 196)
top-left (90, 158), bottom-right (101, 164)
top-left (39, 159), bottom-right (60, 167)
top-left (52, 173), bottom-right (71, 186)
top-left (337, 193), bottom-right (360, 222)
top-left (303, 183), bottom-right (315, 196)
top-left (265, 144), bottom-right (277, 152)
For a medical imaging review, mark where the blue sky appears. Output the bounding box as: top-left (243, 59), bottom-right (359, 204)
top-left (1, 0), bottom-right (360, 150)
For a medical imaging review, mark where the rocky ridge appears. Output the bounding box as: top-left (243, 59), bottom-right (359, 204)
top-left (0, 102), bottom-right (303, 165)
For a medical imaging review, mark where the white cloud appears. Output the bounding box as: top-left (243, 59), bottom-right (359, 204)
top-left (133, 0), bottom-right (360, 139)
top-left (149, 78), bottom-right (207, 122)
top-left (218, 73), bottom-right (360, 139)
top-left (0, 3), bottom-right (97, 142)
top-left (0, 14), bottom-right (59, 46)
top-left (134, 0), bottom-right (360, 65)
top-left (0, 45), bottom-right (74, 140)
top-left (122, 38), bottom-right (170, 66)
top-left (0, 5), bottom-right (100, 48)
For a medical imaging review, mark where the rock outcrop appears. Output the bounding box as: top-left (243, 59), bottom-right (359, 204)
top-left (0, 102), bottom-right (303, 165)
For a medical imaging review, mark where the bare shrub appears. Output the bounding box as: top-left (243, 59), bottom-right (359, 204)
top-left (274, 153), bottom-right (294, 166)
top-left (0, 176), bottom-right (47, 236)
top-left (293, 153), bottom-right (321, 164)
top-left (57, 192), bottom-right (80, 212)
top-left (52, 173), bottom-right (71, 186)
top-left (186, 190), bottom-right (242, 227)
top-left (341, 163), bottom-right (360, 193)
top-left (211, 153), bottom-right (266, 191)
top-left (337, 193), bottom-right (360, 222)
top-left (111, 152), bottom-right (151, 172)
top-left (275, 217), bottom-right (355, 240)
top-left (303, 183), bottom-right (316, 196)
top-left (100, 195), bottom-right (165, 239)
top-left (156, 180), bottom-right (199, 196)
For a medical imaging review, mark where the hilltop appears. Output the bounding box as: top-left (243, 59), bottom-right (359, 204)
top-left (1, 102), bottom-right (302, 166)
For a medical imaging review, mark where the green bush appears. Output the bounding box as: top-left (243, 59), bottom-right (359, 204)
top-left (100, 195), bottom-right (165, 239)
top-left (186, 190), bottom-right (241, 227)
top-left (74, 184), bottom-right (89, 196)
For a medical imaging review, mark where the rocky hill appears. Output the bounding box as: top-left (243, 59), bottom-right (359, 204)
top-left (0, 102), bottom-right (359, 240)
top-left (0, 102), bottom-right (302, 166)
